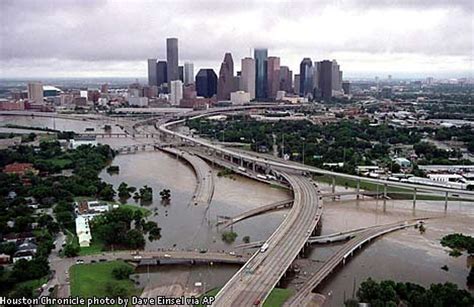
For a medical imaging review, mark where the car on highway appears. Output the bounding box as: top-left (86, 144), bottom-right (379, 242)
top-left (76, 259), bottom-right (84, 264)
top-left (260, 243), bottom-right (269, 253)
top-left (238, 166), bottom-right (247, 172)
top-left (133, 255), bottom-right (142, 260)
top-left (164, 254), bottom-right (171, 258)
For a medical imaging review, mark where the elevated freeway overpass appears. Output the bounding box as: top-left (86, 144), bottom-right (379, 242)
top-left (158, 107), bottom-right (474, 205)
top-left (212, 173), bottom-right (323, 306)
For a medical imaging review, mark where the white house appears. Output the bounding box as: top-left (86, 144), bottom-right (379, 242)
top-left (75, 216), bottom-right (92, 247)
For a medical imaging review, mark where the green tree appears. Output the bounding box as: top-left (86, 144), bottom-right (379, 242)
top-left (125, 229), bottom-right (145, 249)
top-left (63, 243), bottom-right (80, 258)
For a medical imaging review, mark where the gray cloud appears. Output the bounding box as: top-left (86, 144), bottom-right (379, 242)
top-left (0, 0), bottom-right (472, 77)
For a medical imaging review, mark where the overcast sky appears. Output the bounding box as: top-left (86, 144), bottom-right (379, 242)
top-left (1, 0), bottom-right (473, 79)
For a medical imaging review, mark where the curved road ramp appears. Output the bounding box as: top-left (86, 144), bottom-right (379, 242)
top-left (212, 172), bottom-right (323, 306)
top-left (159, 147), bottom-right (215, 206)
top-left (283, 219), bottom-right (429, 306)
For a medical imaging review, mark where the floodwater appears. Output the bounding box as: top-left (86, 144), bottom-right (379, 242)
top-left (0, 115), bottom-right (123, 134)
top-left (304, 199), bottom-right (474, 306)
top-left (99, 150), bottom-right (290, 293)
top-left (99, 151), bottom-right (290, 251)
top-left (4, 115), bottom-right (474, 303)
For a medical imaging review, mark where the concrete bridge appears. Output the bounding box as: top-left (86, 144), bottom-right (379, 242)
top-left (213, 173), bottom-right (323, 306)
top-left (284, 219), bottom-right (428, 306)
top-left (235, 218), bottom-right (430, 249)
top-left (159, 147), bottom-right (215, 206)
top-left (216, 199), bottom-right (294, 228)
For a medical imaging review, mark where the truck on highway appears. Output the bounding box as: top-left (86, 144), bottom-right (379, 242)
top-left (260, 243), bottom-right (269, 253)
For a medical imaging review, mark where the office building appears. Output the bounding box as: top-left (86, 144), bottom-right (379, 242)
top-left (157, 61), bottom-right (167, 86)
top-left (100, 83), bottom-right (109, 94)
top-left (166, 38), bottom-right (179, 82)
top-left (184, 62), bottom-right (194, 85)
top-left (299, 58), bottom-right (313, 97)
top-left (128, 97), bottom-right (149, 107)
top-left (332, 60), bottom-right (342, 91)
top-left (170, 80), bottom-right (183, 105)
top-left (266, 56), bottom-right (280, 99)
top-left (318, 60), bottom-right (333, 99)
top-left (230, 91), bottom-right (250, 105)
top-left (294, 75), bottom-right (300, 95)
top-left (279, 66), bottom-right (292, 93)
top-left (196, 69), bottom-right (218, 98)
top-left (27, 82), bottom-right (43, 103)
top-left (217, 53), bottom-right (234, 101)
top-left (342, 81), bottom-right (351, 95)
top-left (147, 58), bottom-right (158, 86)
top-left (254, 48), bottom-right (268, 99)
top-left (179, 66), bottom-right (184, 82)
top-left (240, 57), bottom-right (256, 100)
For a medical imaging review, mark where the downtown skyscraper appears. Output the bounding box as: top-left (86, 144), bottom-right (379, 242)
top-left (240, 57), bottom-right (256, 100)
top-left (318, 60), bottom-right (333, 100)
top-left (166, 38), bottom-right (179, 83)
top-left (157, 61), bottom-right (167, 87)
top-left (254, 48), bottom-right (268, 99)
top-left (217, 53), bottom-right (235, 100)
top-left (184, 62), bottom-right (194, 85)
top-left (299, 58), bottom-right (313, 97)
top-left (266, 56), bottom-right (280, 99)
top-left (147, 59), bottom-right (158, 86)
top-left (196, 69), bottom-right (218, 98)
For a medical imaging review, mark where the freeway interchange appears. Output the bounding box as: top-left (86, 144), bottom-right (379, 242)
top-left (155, 104), bottom-right (474, 306)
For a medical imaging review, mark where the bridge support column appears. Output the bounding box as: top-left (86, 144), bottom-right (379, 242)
top-left (444, 191), bottom-right (448, 211)
top-left (332, 176), bottom-right (336, 201)
top-left (383, 183), bottom-right (387, 211)
top-left (413, 187), bottom-right (417, 208)
top-left (240, 158), bottom-right (244, 167)
top-left (356, 179), bottom-right (360, 199)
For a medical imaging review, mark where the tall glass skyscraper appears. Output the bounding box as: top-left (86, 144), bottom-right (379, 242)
top-left (299, 58), bottom-right (313, 97)
top-left (166, 38), bottom-right (179, 83)
top-left (254, 48), bottom-right (268, 99)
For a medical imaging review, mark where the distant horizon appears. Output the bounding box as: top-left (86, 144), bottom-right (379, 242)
top-left (0, 72), bottom-right (472, 83)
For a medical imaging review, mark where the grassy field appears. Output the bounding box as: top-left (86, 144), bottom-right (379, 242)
top-left (70, 261), bottom-right (140, 305)
top-left (78, 239), bottom-right (105, 256)
top-left (263, 288), bottom-right (294, 307)
top-left (195, 287), bottom-right (293, 307)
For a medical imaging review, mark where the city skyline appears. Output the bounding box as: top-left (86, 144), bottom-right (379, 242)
top-left (0, 0), bottom-right (472, 79)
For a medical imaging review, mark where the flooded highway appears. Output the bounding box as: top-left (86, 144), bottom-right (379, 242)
top-left (3, 115), bottom-right (473, 304)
